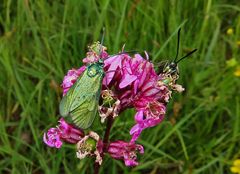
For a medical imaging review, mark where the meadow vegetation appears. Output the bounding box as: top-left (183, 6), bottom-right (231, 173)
top-left (0, 0), bottom-right (240, 173)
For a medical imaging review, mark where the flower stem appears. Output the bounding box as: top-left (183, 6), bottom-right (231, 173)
top-left (94, 162), bottom-right (100, 174)
top-left (103, 116), bottom-right (114, 147)
top-left (94, 116), bottom-right (114, 174)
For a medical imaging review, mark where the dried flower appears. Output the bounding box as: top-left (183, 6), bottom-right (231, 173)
top-left (172, 84), bottom-right (185, 93)
top-left (43, 118), bottom-right (84, 148)
top-left (98, 90), bottom-right (121, 123)
top-left (108, 140), bottom-right (144, 166)
top-left (230, 159), bottom-right (240, 174)
top-left (83, 42), bottom-right (108, 64)
top-left (76, 131), bottom-right (103, 165)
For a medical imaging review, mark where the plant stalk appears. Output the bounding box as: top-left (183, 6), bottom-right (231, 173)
top-left (94, 116), bottom-right (114, 174)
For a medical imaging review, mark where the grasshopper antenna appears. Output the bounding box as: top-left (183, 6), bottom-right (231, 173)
top-left (174, 28), bottom-right (181, 62)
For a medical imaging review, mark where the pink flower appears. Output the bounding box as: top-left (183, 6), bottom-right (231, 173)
top-left (43, 128), bottom-right (62, 148)
top-left (108, 140), bottom-right (144, 166)
top-left (43, 118), bottom-right (84, 148)
top-left (103, 53), bottom-right (159, 108)
top-left (103, 53), bottom-right (171, 141)
top-left (61, 66), bottom-right (86, 95)
top-left (130, 101), bottom-right (166, 142)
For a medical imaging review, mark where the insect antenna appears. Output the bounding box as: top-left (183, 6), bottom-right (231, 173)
top-left (117, 50), bottom-right (139, 55)
top-left (100, 27), bottom-right (106, 55)
top-left (173, 28), bottom-right (197, 63)
top-left (173, 28), bottom-right (181, 63)
top-left (176, 49), bottom-right (197, 63)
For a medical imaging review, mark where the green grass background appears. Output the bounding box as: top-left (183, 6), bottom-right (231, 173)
top-left (0, 0), bottom-right (240, 173)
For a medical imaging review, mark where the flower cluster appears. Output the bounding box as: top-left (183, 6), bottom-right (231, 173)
top-left (102, 53), bottom-right (174, 142)
top-left (43, 118), bottom-right (84, 148)
top-left (43, 42), bottom-right (184, 167)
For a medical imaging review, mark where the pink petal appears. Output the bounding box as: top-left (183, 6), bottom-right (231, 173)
top-left (129, 124), bottom-right (140, 135)
top-left (133, 79), bottom-right (140, 94)
top-left (55, 141), bottom-right (63, 148)
top-left (104, 55), bottom-right (122, 85)
top-left (43, 133), bottom-right (54, 147)
top-left (134, 110), bottom-right (144, 122)
top-left (134, 54), bottom-right (144, 61)
top-left (119, 74), bottom-right (137, 88)
top-left (124, 156), bottom-right (138, 166)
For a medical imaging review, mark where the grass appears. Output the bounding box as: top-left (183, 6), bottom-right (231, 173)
top-left (0, 0), bottom-right (240, 173)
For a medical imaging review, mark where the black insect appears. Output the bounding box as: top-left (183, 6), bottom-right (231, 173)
top-left (158, 28), bottom-right (197, 77)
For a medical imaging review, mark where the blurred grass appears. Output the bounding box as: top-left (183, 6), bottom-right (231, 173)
top-left (0, 0), bottom-right (240, 173)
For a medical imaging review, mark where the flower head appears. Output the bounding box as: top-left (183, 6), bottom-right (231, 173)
top-left (43, 128), bottom-right (62, 148)
top-left (43, 118), bottom-right (84, 148)
top-left (103, 53), bottom-right (164, 108)
top-left (102, 53), bottom-right (176, 141)
top-left (108, 140), bottom-right (144, 166)
top-left (231, 159), bottom-right (240, 174)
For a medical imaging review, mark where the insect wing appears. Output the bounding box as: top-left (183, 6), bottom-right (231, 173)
top-left (59, 68), bottom-right (103, 129)
top-left (70, 93), bottom-right (99, 129)
top-left (59, 74), bottom-right (83, 117)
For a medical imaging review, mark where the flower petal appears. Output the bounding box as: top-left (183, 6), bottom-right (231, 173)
top-left (119, 74), bottom-right (137, 88)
